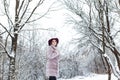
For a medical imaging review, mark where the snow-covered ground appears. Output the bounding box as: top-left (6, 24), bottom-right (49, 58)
top-left (58, 74), bottom-right (117, 80)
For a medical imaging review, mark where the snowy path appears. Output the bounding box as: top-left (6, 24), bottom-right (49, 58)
top-left (58, 74), bottom-right (117, 80)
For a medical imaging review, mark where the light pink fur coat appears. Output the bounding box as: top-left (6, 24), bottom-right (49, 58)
top-left (46, 45), bottom-right (60, 77)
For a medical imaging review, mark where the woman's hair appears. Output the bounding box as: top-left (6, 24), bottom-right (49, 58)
top-left (48, 38), bottom-right (59, 46)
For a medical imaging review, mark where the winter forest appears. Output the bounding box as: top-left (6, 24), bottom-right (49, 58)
top-left (0, 0), bottom-right (120, 80)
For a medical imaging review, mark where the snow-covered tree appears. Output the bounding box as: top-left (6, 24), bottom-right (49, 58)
top-left (62, 0), bottom-right (120, 80)
top-left (0, 0), bottom-right (51, 80)
top-left (15, 26), bottom-right (48, 80)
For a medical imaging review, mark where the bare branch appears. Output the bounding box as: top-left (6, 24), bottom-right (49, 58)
top-left (89, 39), bottom-right (103, 53)
top-left (18, 0), bottom-right (25, 16)
top-left (0, 23), bottom-right (13, 38)
top-left (114, 30), bottom-right (120, 38)
top-left (18, 0), bottom-right (30, 24)
top-left (0, 41), bottom-right (10, 57)
top-left (26, 1), bottom-right (58, 23)
top-left (4, 0), bottom-right (13, 26)
top-left (18, 0), bottom-right (45, 32)
top-left (4, 33), bottom-right (10, 48)
top-left (15, 0), bottom-right (19, 16)
top-left (0, 31), bottom-right (6, 35)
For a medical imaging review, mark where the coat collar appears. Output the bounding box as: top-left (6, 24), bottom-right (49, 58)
top-left (50, 45), bottom-right (57, 50)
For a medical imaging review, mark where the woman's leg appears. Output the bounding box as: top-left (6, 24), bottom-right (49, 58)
top-left (49, 76), bottom-right (56, 80)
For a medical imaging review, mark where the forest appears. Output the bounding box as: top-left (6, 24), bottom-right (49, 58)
top-left (0, 0), bottom-right (120, 80)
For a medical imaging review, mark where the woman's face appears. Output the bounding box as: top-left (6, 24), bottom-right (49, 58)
top-left (51, 39), bottom-right (57, 46)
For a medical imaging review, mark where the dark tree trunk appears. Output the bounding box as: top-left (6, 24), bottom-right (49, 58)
top-left (98, 0), bottom-right (111, 80)
top-left (8, 33), bottom-right (18, 80)
top-left (8, 57), bottom-right (16, 80)
top-left (8, 0), bottom-right (19, 79)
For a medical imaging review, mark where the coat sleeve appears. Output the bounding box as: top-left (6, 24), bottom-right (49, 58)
top-left (47, 47), bottom-right (59, 59)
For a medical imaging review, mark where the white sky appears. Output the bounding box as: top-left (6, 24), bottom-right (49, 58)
top-left (0, 0), bottom-right (77, 46)
top-left (0, 0), bottom-right (119, 48)
top-left (27, 0), bottom-right (78, 46)
top-left (38, 0), bottom-right (77, 42)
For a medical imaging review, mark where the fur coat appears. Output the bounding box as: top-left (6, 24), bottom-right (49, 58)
top-left (46, 45), bottom-right (60, 77)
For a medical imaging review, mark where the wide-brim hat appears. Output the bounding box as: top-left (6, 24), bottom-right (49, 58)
top-left (48, 38), bottom-right (59, 46)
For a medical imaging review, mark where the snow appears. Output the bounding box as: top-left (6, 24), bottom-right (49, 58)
top-left (58, 74), bottom-right (118, 80)
top-left (103, 53), bottom-right (120, 78)
top-left (10, 50), bottom-right (15, 58)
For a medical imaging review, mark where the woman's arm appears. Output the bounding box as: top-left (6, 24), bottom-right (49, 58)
top-left (47, 47), bottom-right (59, 59)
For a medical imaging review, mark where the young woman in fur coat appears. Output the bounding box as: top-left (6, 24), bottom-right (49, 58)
top-left (46, 38), bottom-right (60, 80)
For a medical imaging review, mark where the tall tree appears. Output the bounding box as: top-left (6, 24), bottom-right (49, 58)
top-left (0, 0), bottom-right (50, 80)
top-left (62, 0), bottom-right (120, 79)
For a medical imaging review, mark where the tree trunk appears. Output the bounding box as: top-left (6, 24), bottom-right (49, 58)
top-left (8, 57), bottom-right (16, 80)
top-left (98, 0), bottom-right (111, 80)
top-left (8, 33), bottom-right (18, 80)
top-left (0, 35), bottom-right (3, 80)
top-left (0, 54), bottom-right (3, 80)
top-left (8, 0), bottom-right (19, 79)
top-left (104, 1), bottom-right (111, 80)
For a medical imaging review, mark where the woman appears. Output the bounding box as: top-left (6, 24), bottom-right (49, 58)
top-left (46, 38), bottom-right (60, 80)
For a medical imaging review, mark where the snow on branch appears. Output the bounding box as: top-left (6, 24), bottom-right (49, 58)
top-left (9, 50), bottom-right (15, 58)
top-left (103, 53), bottom-right (120, 79)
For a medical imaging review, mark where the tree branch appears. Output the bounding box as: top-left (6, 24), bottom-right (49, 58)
top-left (114, 30), bottom-right (120, 38)
top-left (18, 0), bottom-right (30, 24)
top-left (26, 1), bottom-right (57, 23)
top-left (0, 23), bottom-right (14, 38)
top-left (0, 31), bottom-right (6, 35)
top-left (18, 0), bottom-right (25, 16)
top-left (4, 0), bottom-right (13, 26)
top-left (18, 0), bottom-right (45, 32)
top-left (0, 41), bottom-right (10, 58)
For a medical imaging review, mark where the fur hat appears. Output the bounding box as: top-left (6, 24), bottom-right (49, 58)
top-left (48, 38), bottom-right (59, 46)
